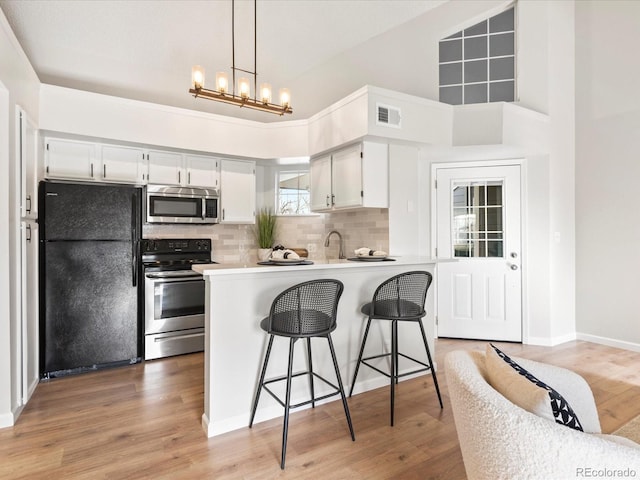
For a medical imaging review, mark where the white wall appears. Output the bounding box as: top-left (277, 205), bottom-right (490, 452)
top-left (575, 1), bottom-right (640, 350)
top-left (39, 85), bottom-right (309, 160)
top-left (0, 9), bottom-right (41, 427)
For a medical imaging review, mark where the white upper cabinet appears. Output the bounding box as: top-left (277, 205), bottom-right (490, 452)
top-left (309, 154), bottom-right (332, 211)
top-left (100, 145), bottom-right (146, 184)
top-left (147, 150), bottom-right (183, 186)
top-left (220, 159), bottom-right (256, 224)
top-left (185, 154), bottom-right (219, 189)
top-left (331, 143), bottom-right (363, 209)
top-left (18, 108), bottom-right (38, 218)
top-left (45, 137), bottom-right (96, 181)
top-left (309, 141), bottom-right (388, 212)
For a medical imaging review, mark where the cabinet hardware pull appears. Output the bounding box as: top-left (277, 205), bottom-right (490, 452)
top-left (222, 208), bottom-right (225, 220)
top-left (90, 163), bottom-right (94, 178)
top-left (26, 224), bottom-right (31, 243)
top-left (188, 172), bottom-right (191, 185)
top-left (326, 194), bottom-right (330, 207)
top-left (104, 164), bottom-right (106, 178)
top-left (331, 194), bottom-right (335, 205)
top-left (178, 171), bottom-right (181, 184)
top-left (26, 195), bottom-right (31, 213)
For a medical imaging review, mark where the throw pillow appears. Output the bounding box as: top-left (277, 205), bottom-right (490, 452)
top-left (486, 343), bottom-right (584, 431)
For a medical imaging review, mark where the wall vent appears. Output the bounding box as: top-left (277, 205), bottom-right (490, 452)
top-left (376, 103), bottom-right (402, 129)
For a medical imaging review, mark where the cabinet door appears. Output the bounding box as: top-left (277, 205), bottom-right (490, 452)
top-left (20, 220), bottom-right (38, 404)
top-left (185, 154), bottom-right (219, 188)
top-left (18, 107), bottom-right (38, 218)
top-left (100, 145), bottom-right (145, 184)
top-left (220, 159), bottom-right (256, 224)
top-left (331, 143), bottom-right (363, 209)
top-left (147, 150), bottom-right (183, 185)
top-left (309, 154), bottom-right (332, 211)
top-left (45, 138), bottom-right (96, 181)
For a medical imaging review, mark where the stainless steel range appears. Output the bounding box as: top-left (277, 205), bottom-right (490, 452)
top-left (140, 238), bottom-right (212, 360)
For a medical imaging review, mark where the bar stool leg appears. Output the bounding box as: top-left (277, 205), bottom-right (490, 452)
top-left (390, 320), bottom-right (398, 426)
top-left (327, 334), bottom-right (355, 441)
top-left (349, 317), bottom-right (372, 397)
top-left (249, 335), bottom-right (275, 428)
top-left (418, 319), bottom-right (443, 409)
top-left (281, 337), bottom-right (296, 469)
top-left (306, 337), bottom-right (315, 408)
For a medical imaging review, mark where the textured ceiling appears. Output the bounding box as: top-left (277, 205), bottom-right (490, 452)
top-left (1, 0), bottom-right (446, 122)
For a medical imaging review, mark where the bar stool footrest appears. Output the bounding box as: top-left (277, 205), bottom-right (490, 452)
top-left (360, 351), bottom-right (434, 380)
top-left (263, 371), bottom-right (343, 409)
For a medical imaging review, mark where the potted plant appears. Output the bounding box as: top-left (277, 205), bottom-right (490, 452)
top-left (255, 208), bottom-right (278, 260)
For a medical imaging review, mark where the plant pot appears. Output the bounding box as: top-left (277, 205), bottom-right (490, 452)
top-left (258, 248), bottom-right (272, 261)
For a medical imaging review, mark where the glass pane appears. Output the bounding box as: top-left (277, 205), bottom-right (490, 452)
top-left (486, 184), bottom-right (502, 205)
top-left (453, 186), bottom-right (468, 207)
top-left (486, 207), bottom-right (502, 231)
top-left (464, 59), bottom-right (488, 83)
top-left (440, 86), bottom-right (462, 105)
top-left (440, 39), bottom-right (462, 62)
top-left (464, 36), bottom-right (487, 60)
top-left (464, 20), bottom-right (487, 37)
top-left (490, 80), bottom-right (515, 102)
top-left (490, 57), bottom-right (514, 81)
top-left (487, 240), bottom-right (503, 257)
top-left (490, 32), bottom-right (514, 56)
top-left (490, 8), bottom-right (514, 33)
top-left (445, 30), bottom-right (462, 40)
top-left (440, 63), bottom-right (462, 85)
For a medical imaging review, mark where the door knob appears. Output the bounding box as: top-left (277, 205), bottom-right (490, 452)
top-left (510, 252), bottom-right (518, 258)
top-left (510, 264), bottom-right (518, 271)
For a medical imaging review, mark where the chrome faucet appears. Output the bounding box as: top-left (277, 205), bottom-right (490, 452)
top-left (324, 230), bottom-right (345, 259)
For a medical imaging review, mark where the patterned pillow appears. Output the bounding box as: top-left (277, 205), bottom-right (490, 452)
top-left (485, 344), bottom-right (583, 431)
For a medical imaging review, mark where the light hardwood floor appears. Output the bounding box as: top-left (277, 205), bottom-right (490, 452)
top-left (2, 338), bottom-right (639, 479)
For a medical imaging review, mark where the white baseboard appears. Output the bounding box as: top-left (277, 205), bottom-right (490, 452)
top-left (0, 412), bottom-right (14, 429)
top-left (525, 332), bottom-right (577, 347)
top-left (576, 332), bottom-right (640, 353)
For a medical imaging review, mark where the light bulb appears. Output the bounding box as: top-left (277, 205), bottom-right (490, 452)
top-left (191, 65), bottom-right (205, 89)
top-left (260, 83), bottom-right (272, 104)
top-left (238, 78), bottom-right (250, 99)
top-left (279, 88), bottom-right (291, 108)
top-left (216, 72), bottom-right (228, 93)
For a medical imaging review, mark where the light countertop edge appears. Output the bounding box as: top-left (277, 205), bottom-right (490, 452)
top-left (193, 256), bottom-right (453, 276)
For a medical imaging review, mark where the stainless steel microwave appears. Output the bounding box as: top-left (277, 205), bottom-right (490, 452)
top-left (145, 185), bottom-right (219, 224)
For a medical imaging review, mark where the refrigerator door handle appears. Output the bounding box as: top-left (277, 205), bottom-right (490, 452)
top-left (131, 192), bottom-right (139, 287)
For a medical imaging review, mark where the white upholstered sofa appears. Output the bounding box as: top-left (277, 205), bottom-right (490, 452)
top-left (445, 348), bottom-right (640, 480)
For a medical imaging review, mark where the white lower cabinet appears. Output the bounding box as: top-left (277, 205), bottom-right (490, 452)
top-left (220, 159), bottom-right (256, 224)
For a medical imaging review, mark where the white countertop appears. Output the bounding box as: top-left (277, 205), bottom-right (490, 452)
top-left (193, 256), bottom-right (441, 276)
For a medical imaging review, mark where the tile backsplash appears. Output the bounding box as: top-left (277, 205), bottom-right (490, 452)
top-left (143, 208), bottom-right (389, 263)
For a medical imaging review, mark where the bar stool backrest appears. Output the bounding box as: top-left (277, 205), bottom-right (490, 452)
top-left (370, 271), bottom-right (433, 319)
top-left (267, 279), bottom-right (344, 337)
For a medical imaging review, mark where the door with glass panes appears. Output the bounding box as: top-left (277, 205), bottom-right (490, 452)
top-left (435, 164), bottom-right (522, 341)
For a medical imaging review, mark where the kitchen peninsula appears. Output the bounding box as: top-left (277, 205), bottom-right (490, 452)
top-left (192, 257), bottom-right (440, 438)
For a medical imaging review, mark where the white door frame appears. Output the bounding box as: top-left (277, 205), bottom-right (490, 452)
top-left (431, 158), bottom-right (529, 344)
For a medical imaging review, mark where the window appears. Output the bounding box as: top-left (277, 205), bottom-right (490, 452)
top-left (276, 170), bottom-right (310, 215)
top-left (452, 181), bottom-right (504, 258)
top-left (439, 6), bottom-right (515, 105)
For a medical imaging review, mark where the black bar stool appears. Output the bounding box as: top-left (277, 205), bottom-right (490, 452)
top-left (249, 279), bottom-right (355, 469)
top-left (349, 271), bottom-right (443, 426)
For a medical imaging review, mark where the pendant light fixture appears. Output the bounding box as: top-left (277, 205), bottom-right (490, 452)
top-left (189, 0), bottom-right (292, 116)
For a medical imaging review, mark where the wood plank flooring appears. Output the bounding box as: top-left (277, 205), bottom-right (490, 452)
top-left (1, 339), bottom-right (639, 479)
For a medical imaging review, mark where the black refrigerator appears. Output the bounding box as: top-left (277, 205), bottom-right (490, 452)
top-left (39, 180), bottom-right (142, 378)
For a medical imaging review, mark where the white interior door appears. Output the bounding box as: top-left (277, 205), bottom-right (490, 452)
top-left (435, 164), bottom-right (522, 341)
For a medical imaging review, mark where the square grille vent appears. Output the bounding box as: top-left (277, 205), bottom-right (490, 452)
top-left (376, 103), bottom-right (402, 128)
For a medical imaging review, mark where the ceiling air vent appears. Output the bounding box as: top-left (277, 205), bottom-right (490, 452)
top-left (376, 103), bottom-right (402, 129)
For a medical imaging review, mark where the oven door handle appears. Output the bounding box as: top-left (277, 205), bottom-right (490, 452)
top-left (146, 273), bottom-right (203, 281)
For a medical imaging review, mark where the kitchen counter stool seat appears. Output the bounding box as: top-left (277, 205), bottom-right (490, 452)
top-left (249, 279), bottom-right (355, 469)
top-left (349, 271), bottom-right (443, 426)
